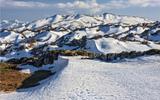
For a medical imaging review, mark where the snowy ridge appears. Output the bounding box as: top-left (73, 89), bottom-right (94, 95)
top-left (0, 13), bottom-right (160, 55)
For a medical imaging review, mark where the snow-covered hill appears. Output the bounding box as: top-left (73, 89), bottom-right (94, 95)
top-left (0, 13), bottom-right (160, 55)
top-left (0, 20), bottom-right (26, 30)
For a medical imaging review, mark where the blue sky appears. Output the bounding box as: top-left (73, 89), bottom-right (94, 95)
top-left (0, 0), bottom-right (160, 21)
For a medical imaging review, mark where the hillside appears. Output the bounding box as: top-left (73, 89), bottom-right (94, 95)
top-left (0, 13), bottom-right (160, 56)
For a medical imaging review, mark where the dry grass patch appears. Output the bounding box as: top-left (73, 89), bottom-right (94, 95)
top-left (0, 63), bottom-right (21, 71)
top-left (51, 50), bottom-right (92, 56)
top-left (0, 63), bottom-right (30, 92)
top-left (0, 63), bottom-right (54, 92)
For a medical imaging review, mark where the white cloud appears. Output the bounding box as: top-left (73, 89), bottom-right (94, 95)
top-left (0, 0), bottom-right (50, 8)
top-left (57, 0), bottom-right (101, 9)
top-left (128, 0), bottom-right (160, 7)
top-left (55, 0), bottom-right (103, 13)
top-left (103, 0), bottom-right (128, 9)
top-left (0, 0), bottom-right (159, 13)
top-left (0, 0), bottom-right (103, 13)
top-left (54, 0), bottom-right (128, 14)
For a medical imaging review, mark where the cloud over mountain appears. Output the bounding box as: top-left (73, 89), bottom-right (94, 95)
top-left (0, 0), bottom-right (160, 13)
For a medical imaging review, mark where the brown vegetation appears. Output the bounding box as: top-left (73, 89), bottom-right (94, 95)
top-left (0, 62), bottom-right (54, 92)
top-left (50, 50), bottom-right (92, 56)
top-left (51, 49), bottom-right (160, 61)
top-left (0, 63), bottom-right (30, 92)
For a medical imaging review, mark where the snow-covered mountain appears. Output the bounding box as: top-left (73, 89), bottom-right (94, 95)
top-left (0, 13), bottom-right (160, 100)
top-left (0, 13), bottom-right (159, 55)
top-left (0, 19), bottom-right (26, 30)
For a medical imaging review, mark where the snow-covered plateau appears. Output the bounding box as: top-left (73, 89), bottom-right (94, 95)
top-left (0, 56), bottom-right (160, 100)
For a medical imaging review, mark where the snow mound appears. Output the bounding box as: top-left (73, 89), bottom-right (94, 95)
top-left (86, 38), bottom-right (160, 54)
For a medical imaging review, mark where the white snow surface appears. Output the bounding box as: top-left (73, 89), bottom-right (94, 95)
top-left (86, 38), bottom-right (160, 54)
top-left (0, 56), bottom-right (160, 100)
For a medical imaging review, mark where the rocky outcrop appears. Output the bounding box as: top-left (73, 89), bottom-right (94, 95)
top-left (89, 49), bottom-right (160, 62)
top-left (33, 52), bottom-right (56, 67)
top-left (56, 32), bottom-right (87, 49)
top-left (6, 51), bottom-right (59, 67)
top-left (66, 36), bottom-right (87, 48)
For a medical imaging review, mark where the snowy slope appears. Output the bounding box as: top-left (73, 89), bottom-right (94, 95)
top-left (27, 15), bottom-right (64, 29)
top-left (86, 37), bottom-right (160, 54)
top-left (99, 13), bottom-right (153, 25)
top-left (0, 56), bottom-right (160, 100)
